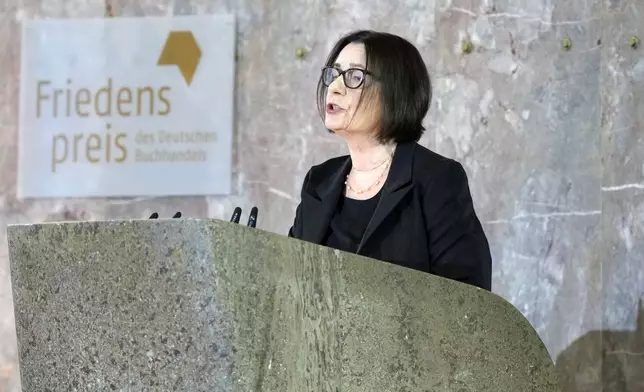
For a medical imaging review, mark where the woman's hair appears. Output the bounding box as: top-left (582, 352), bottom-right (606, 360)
top-left (316, 30), bottom-right (432, 144)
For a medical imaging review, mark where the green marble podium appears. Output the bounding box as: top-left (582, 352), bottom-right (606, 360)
top-left (7, 219), bottom-right (561, 391)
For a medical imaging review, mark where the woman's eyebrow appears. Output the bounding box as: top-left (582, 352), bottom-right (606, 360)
top-left (332, 62), bottom-right (366, 68)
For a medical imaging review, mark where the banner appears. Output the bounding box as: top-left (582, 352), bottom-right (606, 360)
top-left (18, 15), bottom-right (235, 198)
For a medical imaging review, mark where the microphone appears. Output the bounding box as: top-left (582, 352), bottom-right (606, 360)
top-left (230, 207), bottom-right (242, 223)
top-left (247, 206), bottom-right (258, 228)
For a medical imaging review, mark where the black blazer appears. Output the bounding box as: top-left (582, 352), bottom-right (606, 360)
top-left (288, 141), bottom-right (492, 291)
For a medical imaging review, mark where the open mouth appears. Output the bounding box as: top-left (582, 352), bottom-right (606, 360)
top-left (326, 103), bottom-right (343, 113)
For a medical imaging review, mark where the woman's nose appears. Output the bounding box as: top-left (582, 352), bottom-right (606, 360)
top-left (328, 74), bottom-right (346, 94)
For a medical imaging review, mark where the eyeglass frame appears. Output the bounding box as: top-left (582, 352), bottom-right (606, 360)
top-left (320, 66), bottom-right (375, 89)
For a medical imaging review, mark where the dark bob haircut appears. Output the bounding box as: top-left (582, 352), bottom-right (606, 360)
top-left (316, 30), bottom-right (432, 144)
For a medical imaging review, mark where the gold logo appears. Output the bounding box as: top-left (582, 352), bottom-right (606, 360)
top-left (157, 31), bottom-right (202, 86)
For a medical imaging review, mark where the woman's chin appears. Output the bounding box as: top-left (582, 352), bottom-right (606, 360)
top-left (324, 122), bottom-right (343, 132)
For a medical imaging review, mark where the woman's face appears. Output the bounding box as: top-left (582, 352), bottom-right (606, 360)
top-left (323, 42), bottom-right (380, 136)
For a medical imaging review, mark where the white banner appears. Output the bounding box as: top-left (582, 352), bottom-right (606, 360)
top-left (18, 15), bottom-right (235, 198)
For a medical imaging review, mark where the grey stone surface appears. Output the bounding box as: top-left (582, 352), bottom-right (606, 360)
top-left (597, 3), bottom-right (644, 392)
top-left (8, 219), bottom-right (560, 392)
top-left (1, 0), bottom-right (644, 391)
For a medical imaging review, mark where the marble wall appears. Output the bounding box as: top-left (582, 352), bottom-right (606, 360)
top-left (0, 0), bottom-right (642, 391)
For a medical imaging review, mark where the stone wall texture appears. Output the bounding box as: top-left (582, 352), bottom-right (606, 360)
top-left (0, 0), bottom-right (643, 391)
top-left (7, 219), bottom-right (561, 392)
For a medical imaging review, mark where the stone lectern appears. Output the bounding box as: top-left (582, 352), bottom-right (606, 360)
top-left (7, 219), bottom-right (561, 391)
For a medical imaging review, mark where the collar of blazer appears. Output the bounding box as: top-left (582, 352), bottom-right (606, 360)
top-left (303, 141), bottom-right (417, 252)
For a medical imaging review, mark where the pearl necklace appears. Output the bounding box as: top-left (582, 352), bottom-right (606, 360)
top-left (345, 159), bottom-right (391, 195)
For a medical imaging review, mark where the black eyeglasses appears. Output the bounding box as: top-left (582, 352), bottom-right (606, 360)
top-left (321, 66), bottom-right (372, 89)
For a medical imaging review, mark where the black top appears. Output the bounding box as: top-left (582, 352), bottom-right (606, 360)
top-left (288, 141), bottom-right (492, 291)
top-left (324, 192), bottom-right (381, 253)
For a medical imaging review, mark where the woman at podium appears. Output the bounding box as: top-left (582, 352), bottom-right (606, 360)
top-left (288, 30), bottom-right (492, 291)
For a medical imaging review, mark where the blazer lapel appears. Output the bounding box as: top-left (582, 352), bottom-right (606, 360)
top-left (301, 157), bottom-right (351, 244)
top-left (356, 142), bottom-right (415, 254)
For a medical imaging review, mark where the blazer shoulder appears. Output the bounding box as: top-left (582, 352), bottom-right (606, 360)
top-left (411, 143), bottom-right (466, 185)
top-left (304, 155), bottom-right (348, 186)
